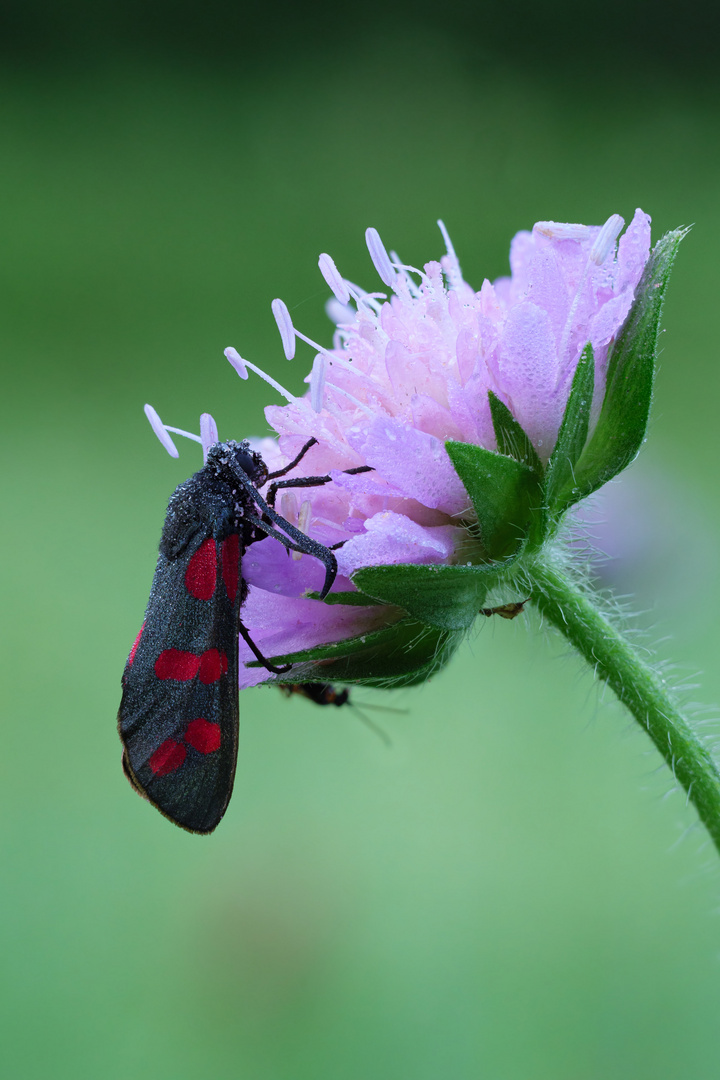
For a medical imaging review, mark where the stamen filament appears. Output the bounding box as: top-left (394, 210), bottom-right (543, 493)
top-left (144, 404), bottom-right (180, 457)
top-left (325, 382), bottom-right (376, 417)
top-left (164, 426), bottom-right (203, 444)
top-left (225, 347), bottom-right (296, 403)
top-left (271, 298), bottom-right (296, 360)
top-left (310, 354), bottom-right (326, 413)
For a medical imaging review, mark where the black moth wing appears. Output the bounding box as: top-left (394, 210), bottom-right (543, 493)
top-left (118, 462), bottom-right (249, 834)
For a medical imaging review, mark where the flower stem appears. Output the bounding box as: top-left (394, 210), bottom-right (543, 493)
top-left (527, 553), bottom-right (720, 854)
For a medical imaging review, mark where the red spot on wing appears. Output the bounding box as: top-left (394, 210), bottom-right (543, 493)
top-left (186, 538), bottom-right (217, 600)
top-left (155, 649), bottom-right (201, 681)
top-left (222, 534), bottom-right (240, 602)
top-left (128, 621), bottom-right (146, 667)
top-left (198, 649), bottom-right (228, 684)
top-left (184, 717), bottom-right (222, 755)
top-left (149, 739), bottom-right (187, 775)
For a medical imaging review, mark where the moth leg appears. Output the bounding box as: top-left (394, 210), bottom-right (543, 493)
top-left (266, 437), bottom-right (318, 481)
top-left (238, 619), bottom-right (292, 674)
top-left (244, 510), bottom-right (337, 599)
top-left (266, 466), bottom-right (374, 509)
top-left (232, 468), bottom-right (338, 597)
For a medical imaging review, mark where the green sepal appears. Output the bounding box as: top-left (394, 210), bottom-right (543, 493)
top-left (247, 614), bottom-right (406, 667)
top-left (544, 342), bottom-right (594, 516)
top-left (571, 226), bottom-right (688, 500)
top-left (352, 562), bottom-right (503, 630)
top-left (446, 439), bottom-right (541, 559)
top-left (251, 616), bottom-right (463, 689)
top-left (488, 391), bottom-right (544, 477)
top-left (304, 589), bottom-right (382, 607)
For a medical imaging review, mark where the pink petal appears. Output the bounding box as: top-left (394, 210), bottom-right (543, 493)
top-left (496, 301), bottom-right (561, 456)
top-left (348, 416), bottom-right (470, 516)
top-left (616, 208), bottom-right (652, 293)
top-left (242, 535), bottom-right (354, 597)
top-left (237, 589), bottom-right (397, 688)
top-left (335, 511), bottom-right (462, 576)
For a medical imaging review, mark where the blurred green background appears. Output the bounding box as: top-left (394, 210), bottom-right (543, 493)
top-left (3, 4), bottom-right (720, 1077)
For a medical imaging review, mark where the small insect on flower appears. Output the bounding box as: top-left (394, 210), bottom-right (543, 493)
top-left (279, 682), bottom-right (398, 747)
top-left (118, 431), bottom-right (340, 834)
top-left (480, 601), bottom-right (528, 620)
top-left (279, 683), bottom-right (350, 707)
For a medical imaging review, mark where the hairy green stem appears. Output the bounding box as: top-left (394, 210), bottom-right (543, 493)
top-left (527, 553), bottom-right (720, 854)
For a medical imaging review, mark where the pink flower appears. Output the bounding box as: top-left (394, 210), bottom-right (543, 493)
top-left (148, 212), bottom-right (652, 686)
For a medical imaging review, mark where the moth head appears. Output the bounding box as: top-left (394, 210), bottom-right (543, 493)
top-left (207, 440), bottom-right (269, 488)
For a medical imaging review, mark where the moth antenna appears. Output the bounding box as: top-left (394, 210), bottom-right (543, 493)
top-left (349, 704), bottom-right (393, 748)
top-left (353, 701), bottom-right (408, 716)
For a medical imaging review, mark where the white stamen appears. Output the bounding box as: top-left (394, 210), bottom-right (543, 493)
top-left (326, 298), bottom-right (356, 326)
top-left (310, 353), bottom-right (327, 413)
top-left (365, 227), bottom-right (397, 289)
top-left (318, 253), bottom-right (350, 305)
top-left (343, 281), bottom-right (386, 313)
top-left (590, 213), bottom-right (625, 265)
top-left (325, 382), bottom-right (376, 418)
top-left (312, 515), bottom-right (347, 533)
top-left (280, 491), bottom-right (298, 524)
top-left (557, 214), bottom-right (625, 368)
top-left (437, 220), bottom-right (464, 289)
top-left (292, 500), bottom-right (312, 560)
top-left (535, 222), bottom-right (593, 241)
top-left (437, 219), bottom-right (457, 262)
top-left (144, 404), bottom-right (180, 457)
top-left (298, 331), bottom-right (380, 390)
top-left (224, 347), bottom-right (296, 403)
top-left (224, 346), bottom-right (248, 379)
top-left (164, 426), bottom-right (203, 445)
top-left (271, 298), bottom-right (296, 360)
top-left (199, 413), bottom-right (218, 462)
top-left (389, 252), bottom-right (421, 297)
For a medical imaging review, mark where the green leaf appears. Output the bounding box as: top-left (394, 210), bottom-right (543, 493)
top-left (352, 562), bottom-right (500, 630)
top-left (446, 439), bottom-right (541, 558)
top-left (252, 616), bottom-right (464, 689)
top-left (304, 589), bottom-right (383, 607)
top-left (544, 342), bottom-right (594, 515)
top-left (488, 391), bottom-right (544, 477)
top-left (572, 226), bottom-right (688, 500)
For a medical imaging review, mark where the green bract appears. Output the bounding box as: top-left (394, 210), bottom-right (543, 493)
top-left (252, 611), bottom-right (464, 689)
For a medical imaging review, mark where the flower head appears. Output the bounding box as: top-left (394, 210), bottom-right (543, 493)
top-left (146, 210), bottom-right (669, 689)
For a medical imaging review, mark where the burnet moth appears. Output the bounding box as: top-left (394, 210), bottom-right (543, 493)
top-left (118, 435), bottom-right (340, 834)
